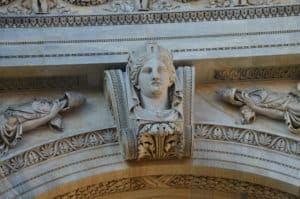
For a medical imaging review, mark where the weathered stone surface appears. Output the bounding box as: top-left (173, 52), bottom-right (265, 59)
top-left (0, 0), bottom-right (300, 198)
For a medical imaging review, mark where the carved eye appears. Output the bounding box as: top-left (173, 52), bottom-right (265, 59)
top-left (158, 66), bottom-right (167, 73)
top-left (142, 67), bottom-right (152, 74)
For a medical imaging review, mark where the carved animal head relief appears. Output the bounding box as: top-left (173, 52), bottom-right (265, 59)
top-left (105, 42), bottom-right (194, 160)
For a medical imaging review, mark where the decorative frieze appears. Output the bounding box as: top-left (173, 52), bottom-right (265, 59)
top-left (194, 124), bottom-right (300, 156)
top-left (0, 76), bottom-right (87, 92)
top-left (1, 4), bottom-right (299, 28)
top-left (209, 0), bottom-right (281, 8)
top-left (62, 0), bottom-right (109, 6)
top-left (1, 0), bottom-right (73, 15)
top-left (215, 66), bottom-right (300, 81)
top-left (105, 0), bottom-right (187, 12)
top-left (0, 128), bottom-right (117, 178)
top-left (54, 175), bottom-right (298, 199)
top-left (2, 124), bottom-right (299, 179)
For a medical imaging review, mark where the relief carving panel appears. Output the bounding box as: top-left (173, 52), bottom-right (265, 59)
top-left (217, 87), bottom-right (300, 134)
top-left (1, 4), bottom-right (299, 27)
top-left (0, 92), bottom-right (86, 156)
top-left (1, 0), bottom-right (73, 14)
top-left (209, 0), bottom-right (281, 7)
top-left (0, 0), bottom-right (298, 15)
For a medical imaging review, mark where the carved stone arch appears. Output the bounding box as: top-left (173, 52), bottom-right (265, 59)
top-left (34, 158), bottom-right (298, 199)
top-left (0, 126), bottom-right (298, 198)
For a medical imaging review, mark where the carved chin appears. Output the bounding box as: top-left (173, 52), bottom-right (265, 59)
top-left (151, 89), bottom-right (162, 97)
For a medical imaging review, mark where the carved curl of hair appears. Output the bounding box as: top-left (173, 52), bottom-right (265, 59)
top-left (127, 42), bottom-right (176, 89)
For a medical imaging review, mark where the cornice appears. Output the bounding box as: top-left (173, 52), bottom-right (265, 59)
top-left (1, 42), bottom-right (300, 60)
top-left (1, 4), bottom-right (299, 28)
top-left (1, 29), bottom-right (299, 46)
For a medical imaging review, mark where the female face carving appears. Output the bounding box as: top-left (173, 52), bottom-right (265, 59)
top-left (138, 56), bottom-right (173, 99)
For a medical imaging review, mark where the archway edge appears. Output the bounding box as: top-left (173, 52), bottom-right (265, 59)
top-left (36, 154), bottom-right (299, 199)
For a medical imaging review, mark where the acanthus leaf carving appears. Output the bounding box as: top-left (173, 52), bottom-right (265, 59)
top-left (24, 150), bottom-right (42, 166)
top-left (0, 128), bottom-right (117, 178)
top-left (195, 124), bottom-right (300, 156)
top-left (1, 4), bottom-right (300, 27)
top-left (138, 122), bottom-right (183, 160)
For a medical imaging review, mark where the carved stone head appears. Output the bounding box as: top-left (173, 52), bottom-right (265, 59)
top-left (104, 42), bottom-right (194, 160)
top-left (127, 42), bottom-right (177, 110)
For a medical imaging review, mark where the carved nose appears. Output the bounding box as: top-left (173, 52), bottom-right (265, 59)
top-left (152, 76), bottom-right (159, 81)
top-left (152, 69), bottom-right (159, 79)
